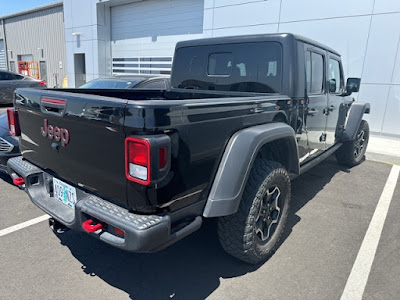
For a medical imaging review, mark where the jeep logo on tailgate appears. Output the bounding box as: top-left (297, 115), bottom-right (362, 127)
top-left (41, 119), bottom-right (70, 147)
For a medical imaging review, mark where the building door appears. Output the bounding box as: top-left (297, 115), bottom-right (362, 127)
top-left (74, 54), bottom-right (86, 87)
top-left (40, 61), bottom-right (47, 83)
top-left (110, 0), bottom-right (204, 75)
top-left (10, 61), bottom-right (16, 73)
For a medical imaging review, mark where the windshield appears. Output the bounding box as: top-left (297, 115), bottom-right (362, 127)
top-left (172, 41), bottom-right (282, 93)
top-left (79, 79), bottom-right (141, 89)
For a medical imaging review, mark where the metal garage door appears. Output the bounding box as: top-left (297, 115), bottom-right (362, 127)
top-left (111, 0), bottom-right (204, 75)
top-left (0, 40), bottom-right (6, 70)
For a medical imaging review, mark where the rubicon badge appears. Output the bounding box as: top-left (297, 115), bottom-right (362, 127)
top-left (41, 119), bottom-right (70, 147)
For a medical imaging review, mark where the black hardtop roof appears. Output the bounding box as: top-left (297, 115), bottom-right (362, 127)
top-left (176, 33), bottom-right (340, 56)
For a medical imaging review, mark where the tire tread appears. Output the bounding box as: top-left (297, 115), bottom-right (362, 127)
top-left (218, 160), bottom-right (290, 264)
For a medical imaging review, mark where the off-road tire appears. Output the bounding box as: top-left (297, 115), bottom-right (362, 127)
top-left (336, 120), bottom-right (369, 167)
top-left (218, 160), bottom-right (291, 264)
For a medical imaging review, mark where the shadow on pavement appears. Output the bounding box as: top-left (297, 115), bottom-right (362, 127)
top-left (54, 156), bottom-right (348, 299)
top-left (0, 172), bottom-right (13, 185)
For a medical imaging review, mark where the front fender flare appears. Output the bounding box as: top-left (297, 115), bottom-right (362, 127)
top-left (342, 102), bottom-right (370, 141)
top-left (203, 123), bottom-right (299, 218)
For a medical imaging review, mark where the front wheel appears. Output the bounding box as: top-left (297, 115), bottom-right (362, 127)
top-left (218, 160), bottom-right (291, 264)
top-left (336, 120), bottom-right (369, 167)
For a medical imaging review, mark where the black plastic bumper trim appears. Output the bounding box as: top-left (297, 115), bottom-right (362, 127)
top-left (7, 156), bottom-right (202, 253)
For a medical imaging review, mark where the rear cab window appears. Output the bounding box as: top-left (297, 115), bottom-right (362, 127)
top-left (172, 42), bottom-right (282, 93)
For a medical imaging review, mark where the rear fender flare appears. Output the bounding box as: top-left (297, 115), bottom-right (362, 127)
top-left (203, 123), bottom-right (299, 218)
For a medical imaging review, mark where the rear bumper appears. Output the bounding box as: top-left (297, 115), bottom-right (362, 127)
top-left (7, 156), bottom-right (202, 252)
top-left (0, 135), bottom-right (20, 174)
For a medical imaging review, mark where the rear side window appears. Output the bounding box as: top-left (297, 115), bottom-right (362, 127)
top-left (305, 51), bottom-right (324, 94)
top-left (329, 58), bottom-right (342, 93)
top-left (138, 80), bottom-right (167, 90)
top-left (0, 72), bottom-right (16, 80)
top-left (172, 42), bottom-right (282, 93)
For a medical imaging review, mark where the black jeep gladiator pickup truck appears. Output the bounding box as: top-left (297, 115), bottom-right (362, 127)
top-left (7, 33), bottom-right (370, 264)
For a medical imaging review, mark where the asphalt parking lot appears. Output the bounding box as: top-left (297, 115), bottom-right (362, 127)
top-left (0, 156), bottom-right (399, 300)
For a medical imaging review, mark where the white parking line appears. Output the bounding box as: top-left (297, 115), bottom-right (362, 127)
top-left (0, 215), bottom-right (50, 238)
top-left (341, 165), bottom-right (400, 300)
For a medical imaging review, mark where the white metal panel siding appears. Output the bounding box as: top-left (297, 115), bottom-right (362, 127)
top-left (111, 0), bottom-right (204, 75)
top-left (0, 40), bottom-right (5, 70)
top-left (0, 22), bottom-right (4, 39)
top-left (3, 5), bottom-right (66, 87)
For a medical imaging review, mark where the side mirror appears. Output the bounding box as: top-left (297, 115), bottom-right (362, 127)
top-left (345, 78), bottom-right (361, 95)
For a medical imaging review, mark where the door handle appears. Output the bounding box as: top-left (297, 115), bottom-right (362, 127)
top-left (307, 108), bottom-right (318, 116)
top-left (323, 105), bottom-right (334, 115)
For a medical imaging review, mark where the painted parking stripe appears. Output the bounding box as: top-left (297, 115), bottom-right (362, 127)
top-left (341, 165), bottom-right (400, 300)
top-left (0, 215), bottom-right (50, 238)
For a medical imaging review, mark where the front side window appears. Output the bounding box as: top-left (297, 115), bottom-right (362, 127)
top-left (329, 58), bottom-right (342, 93)
top-left (305, 51), bottom-right (324, 94)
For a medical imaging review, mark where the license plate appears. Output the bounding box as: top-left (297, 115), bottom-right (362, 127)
top-left (53, 177), bottom-right (77, 209)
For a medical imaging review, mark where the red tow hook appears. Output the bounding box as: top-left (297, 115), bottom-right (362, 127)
top-left (82, 219), bottom-right (104, 233)
top-left (13, 177), bottom-right (25, 186)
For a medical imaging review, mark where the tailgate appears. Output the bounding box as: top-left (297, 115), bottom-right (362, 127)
top-left (15, 89), bottom-right (130, 206)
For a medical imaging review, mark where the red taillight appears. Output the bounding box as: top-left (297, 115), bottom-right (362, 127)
top-left (114, 227), bottom-right (125, 237)
top-left (129, 142), bottom-right (148, 166)
top-left (125, 137), bottom-right (151, 185)
top-left (7, 108), bottom-right (21, 136)
top-left (38, 80), bottom-right (46, 86)
top-left (159, 147), bottom-right (167, 169)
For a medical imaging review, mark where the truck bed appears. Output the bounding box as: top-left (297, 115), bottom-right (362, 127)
top-left (14, 87), bottom-right (290, 214)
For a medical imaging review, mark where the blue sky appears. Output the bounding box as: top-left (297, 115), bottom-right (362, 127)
top-left (0, 0), bottom-right (59, 17)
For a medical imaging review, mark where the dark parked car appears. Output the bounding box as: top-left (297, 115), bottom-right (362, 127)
top-left (79, 75), bottom-right (170, 90)
top-left (0, 112), bottom-right (19, 173)
top-left (0, 70), bottom-right (46, 105)
top-left (8, 33), bottom-right (369, 264)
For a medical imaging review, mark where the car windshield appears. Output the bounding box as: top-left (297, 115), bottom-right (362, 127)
top-left (79, 79), bottom-right (141, 89)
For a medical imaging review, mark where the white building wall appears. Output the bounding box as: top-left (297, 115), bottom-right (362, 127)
top-left (65, 0), bottom-right (400, 138)
top-left (203, 0), bottom-right (400, 137)
top-left (64, 0), bottom-right (111, 87)
top-left (1, 4), bottom-right (67, 87)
